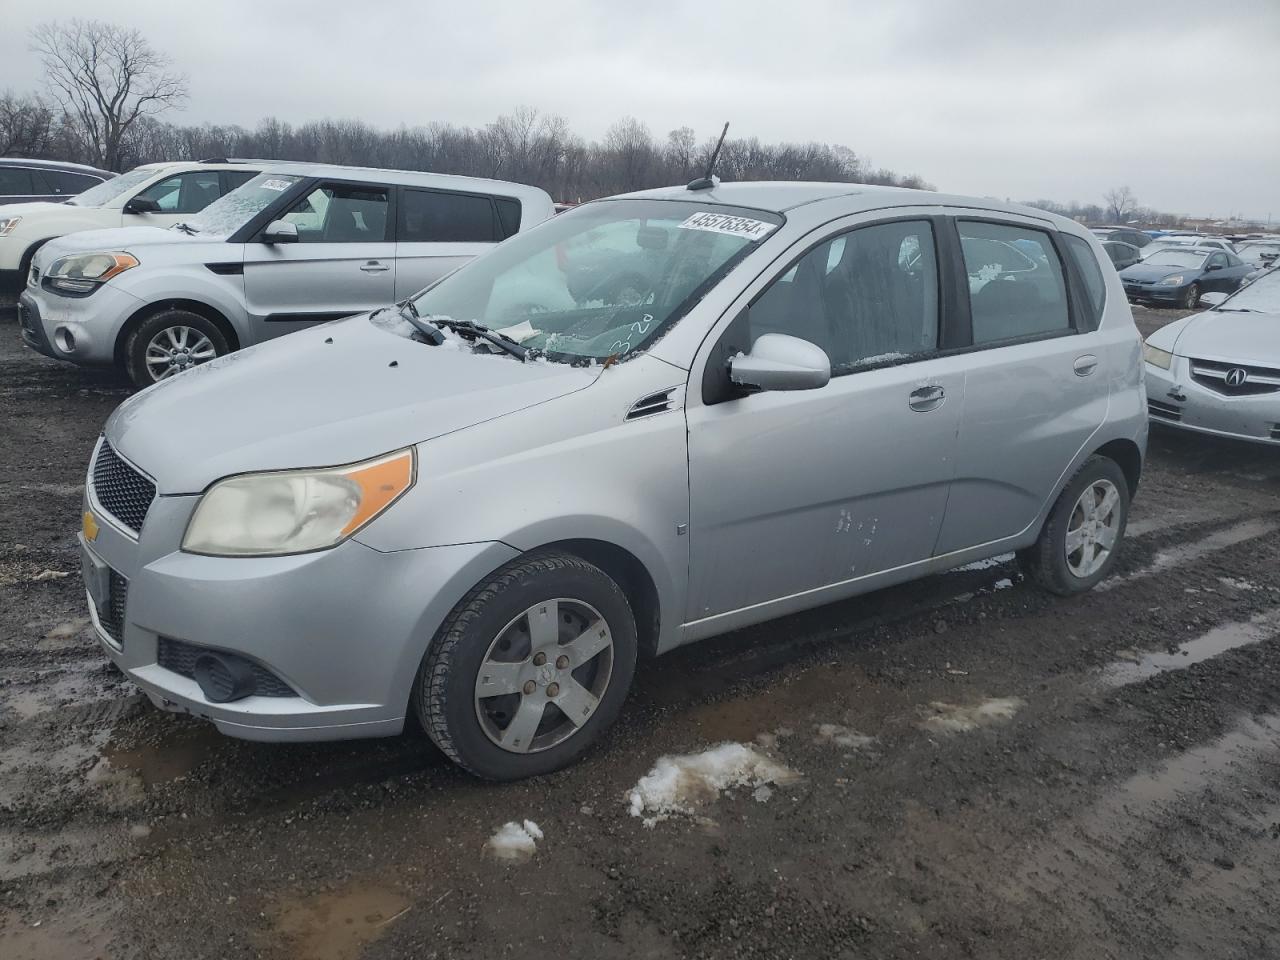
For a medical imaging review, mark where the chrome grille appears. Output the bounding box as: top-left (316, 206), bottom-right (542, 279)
top-left (91, 442), bottom-right (156, 534)
top-left (1189, 358), bottom-right (1280, 397)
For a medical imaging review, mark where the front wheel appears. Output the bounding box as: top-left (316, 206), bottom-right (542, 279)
top-left (1025, 456), bottom-right (1130, 596)
top-left (124, 308), bottom-right (229, 387)
top-left (1180, 282), bottom-right (1200, 310)
top-left (415, 552), bottom-right (638, 780)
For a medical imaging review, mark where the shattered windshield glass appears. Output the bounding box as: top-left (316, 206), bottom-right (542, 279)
top-left (402, 199), bottom-right (781, 362)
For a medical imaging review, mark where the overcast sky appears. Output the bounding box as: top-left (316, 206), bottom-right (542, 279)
top-left (3, 0), bottom-right (1277, 219)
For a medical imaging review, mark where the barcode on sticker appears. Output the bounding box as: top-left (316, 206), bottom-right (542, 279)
top-left (678, 212), bottom-right (775, 241)
top-left (260, 178), bottom-right (292, 191)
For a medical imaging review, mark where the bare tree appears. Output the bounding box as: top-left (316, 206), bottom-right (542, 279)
top-left (30, 19), bottom-right (188, 171)
top-left (1103, 185), bottom-right (1137, 223)
top-left (0, 91), bottom-right (57, 156)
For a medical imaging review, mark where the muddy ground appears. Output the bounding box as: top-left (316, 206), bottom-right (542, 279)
top-left (2, 300), bottom-right (1279, 960)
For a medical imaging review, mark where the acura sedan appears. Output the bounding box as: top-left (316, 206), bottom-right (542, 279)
top-left (1144, 267), bottom-right (1280, 444)
top-left (1119, 247), bottom-right (1253, 308)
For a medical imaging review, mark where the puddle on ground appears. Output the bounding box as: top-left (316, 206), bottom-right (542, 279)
top-left (101, 724), bottom-right (225, 786)
top-left (1100, 607), bottom-right (1280, 687)
top-left (270, 885), bottom-right (411, 960)
top-left (0, 903), bottom-right (114, 960)
top-left (1098, 517), bottom-right (1280, 591)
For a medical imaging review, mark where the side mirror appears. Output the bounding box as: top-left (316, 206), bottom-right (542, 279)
top-left (1205, 263), bottom-right (1222, 272)
top-left (261, 220), bottom-right (299, 244)
top-left (123, 196), bottom-right (161, 215)
top-left (728, 333), bottom-right (830, 392)
top-left (1199, 291), bottom-right (1228, 307)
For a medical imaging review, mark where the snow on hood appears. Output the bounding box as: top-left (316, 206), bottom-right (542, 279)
top-left (1120, 261), bottom-right (1200, 282)
top-left (38, 225), bottom-right (216, 262)
top-left (105, 312), bottom-right (600, 494)
top-left (1150, 309), bottom-right (1280, 363)
top-left (0, 200), bottom-right (69, 217)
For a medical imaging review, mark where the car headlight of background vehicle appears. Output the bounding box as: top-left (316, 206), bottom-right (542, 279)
top-left (182, 448), bottom-right (416, 557)
top-left (1142, 342), bottom-right (1173, 369)
top-left (0, 216), bottom-right (21, 237)
top-left (45, 252), bottom-right (140, 294)
top-left (1157, 274), bottom-right (1185, 286)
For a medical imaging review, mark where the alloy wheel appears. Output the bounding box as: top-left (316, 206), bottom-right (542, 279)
top-left (1065, 479), bottom-right (1121, 578)
top-left (144, 325), bottom-right (217, 381)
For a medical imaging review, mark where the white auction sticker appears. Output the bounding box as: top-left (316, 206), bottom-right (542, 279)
top-left (260, 178), bottom-right (293, 191)
top-left (677, 212), bottom-right (775, 241)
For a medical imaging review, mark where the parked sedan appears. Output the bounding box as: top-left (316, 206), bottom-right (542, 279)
top-left (1236, 239), bottom-right (1280, 272)
top-left (77, 182), bottom-right (1145, 780)
top-left (1143, 266), bottom-right (1280, 444)
top-left (1091, 226), bottom-right (1150, 249)
top-left (1100, 239), bottom-right (1142, 271)
top-left (1119, 248), bottom-right (1253, 308)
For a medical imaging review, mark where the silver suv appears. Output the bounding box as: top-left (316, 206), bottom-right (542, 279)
top-left (20, 165), bottom-right (554, 385)
top-left (79, 182), bottom-right (1145, 780)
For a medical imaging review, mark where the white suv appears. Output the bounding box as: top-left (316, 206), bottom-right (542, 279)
top-left (0, 160), bottom-right (267, 292)
top-left (20, 165), bottom-right (555, 384)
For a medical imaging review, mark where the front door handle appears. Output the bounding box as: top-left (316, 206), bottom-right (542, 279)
top-left (1073, 354), bottom-right (1099, 377)
top-left (908, 384), bottom-right (945, 412)
top-left (360, 260), bottom-right (390, 273)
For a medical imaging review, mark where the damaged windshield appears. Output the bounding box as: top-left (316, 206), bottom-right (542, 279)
top-left (404, 199), bottom-right (782, 362)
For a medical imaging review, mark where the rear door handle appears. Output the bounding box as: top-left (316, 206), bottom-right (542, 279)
top-left (1073, 354), bottom-right (1099, 377)
top-left (908, 384), bottom-right (945, 412)
top-left (360, 261), bottom-right (390, 273)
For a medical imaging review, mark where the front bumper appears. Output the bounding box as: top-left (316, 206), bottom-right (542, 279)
top-left (1144, 356), bottom-right (1280, 445)
top-left (1124, 281), bottom-right (1187, 304)
top-left (19, 280), bottom-right (144, 366)
top-left (17, 291), bottom-right (55, 358)
top-left (80, 451), bottom-right (518, 741)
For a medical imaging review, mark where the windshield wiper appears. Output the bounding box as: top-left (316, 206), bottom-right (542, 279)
top-left (433, 317), bottom-right (528, 360)
top-left (397, 299), bottom-right (447, 346)
top-left (173, 222), bottom-right (199, 235)
top-left (1214, 307), bottom-right (1256, 313)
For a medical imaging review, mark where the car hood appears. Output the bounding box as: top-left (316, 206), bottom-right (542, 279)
top-left (105, 313), bottom-right (601, 494)
top-left (40, 225), bottom-right (219, 261)
top-left (1153, 309), bottom-right (1280, 362)
top-left (1120, 262), bottom-right (1199, 282)
top-left (0, 200), bottom-right (70, 218)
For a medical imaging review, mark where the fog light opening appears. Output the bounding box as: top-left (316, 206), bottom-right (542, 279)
top-left (54, 327), bottom-right (76, 352)
top-left (192, 653), bottom-right (258, 703)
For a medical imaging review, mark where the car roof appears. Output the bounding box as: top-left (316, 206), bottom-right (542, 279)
top-left (0, 157), bottom-right (113, 177)
top-left (252, 161), bottom-right (553, 201)
top-left (605, 180), bottom-right (1064, 223)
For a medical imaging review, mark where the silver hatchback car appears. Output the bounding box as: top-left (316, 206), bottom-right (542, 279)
top-left (81, 182), bottom-right (1145, 779)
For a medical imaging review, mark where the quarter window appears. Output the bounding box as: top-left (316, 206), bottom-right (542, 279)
top-left (959, 221), bottom-right (1070, 344)
top-left (0, 168), bottom-right (35, 196)
top-left (749, 220), bottom-right (939, 373)
top-left (45, 170), bottom-right (103, 194)
top-left (281, 184), bottom-right (391, 243)
top-left (399, 189), bottom-right (501, 243)
top-left (1062, 234), bottom-right (1106, 330)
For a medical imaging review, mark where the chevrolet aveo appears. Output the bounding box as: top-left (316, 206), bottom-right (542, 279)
top-left (81, 182), bottom-right (1146, 780)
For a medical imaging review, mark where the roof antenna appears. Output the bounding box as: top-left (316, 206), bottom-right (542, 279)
top-left (687, 122), bottom-right (729, 191)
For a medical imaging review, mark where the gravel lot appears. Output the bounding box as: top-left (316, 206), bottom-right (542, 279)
top-left (3, 300), bottom-right (1280, 960)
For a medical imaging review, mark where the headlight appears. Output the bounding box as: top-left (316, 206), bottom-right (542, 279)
top-left (0, 216), bottom-right (21, 237)
top-left (1157, 274), bottom-right (1184, 286)
top-left (182, 448), bottom-right (416, 557)
top-left (46, 252), bottom-right (139, 293)
top-left (1142, 342), bottom-right (1173, 369)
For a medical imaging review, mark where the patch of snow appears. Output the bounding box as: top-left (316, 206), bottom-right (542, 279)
top-left (813, 724), bottom-right (876, 751)
top-left (921, 697), bottom-right (1025, 734)
top-left (484, 820), bottom-right (543, 861)
top-left (853, 352), bottom-right (908, 366)
top-left (1219, 576), bottom-right (1257, 591)
top-left (993, 577), bottom-right (1014, 591)
top-left (955, 553), bottom-right (1015, 572)
top-left (627, 743), bottom-right (801, 827)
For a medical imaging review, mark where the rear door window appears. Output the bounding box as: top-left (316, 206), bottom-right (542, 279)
top-left (221, 169), bottom-right (258, 194)
top-left (959, 221), bottom-right (1071, 345)
top-left (399, 189), bottom-right (500, 242)
top-left (46, 170), bottom-right (103, 195)
top-left (0, 167), bottom-right (35, 196)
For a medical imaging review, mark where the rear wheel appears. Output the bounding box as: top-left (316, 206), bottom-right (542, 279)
top-left (415, 552), bottom-right (638, 780)
top-left (1180, 282), bottom-right (1200, 309)
top-left (1025, 456), bottom-right (1129, 596)
top-left (124, 308), bottom-right (229, 387)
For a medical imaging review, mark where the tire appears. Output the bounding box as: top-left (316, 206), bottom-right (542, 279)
top-left (1025, 455), bottom-right (1130, 596)
top-left (124, 308), bottom-right (229, 388)
top-left (415, 551), bottom-right (638, 781)
top-left (1180, 282), bottom-right (1200, 310)
top-left (14, 240), bottom-right (50, 294)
